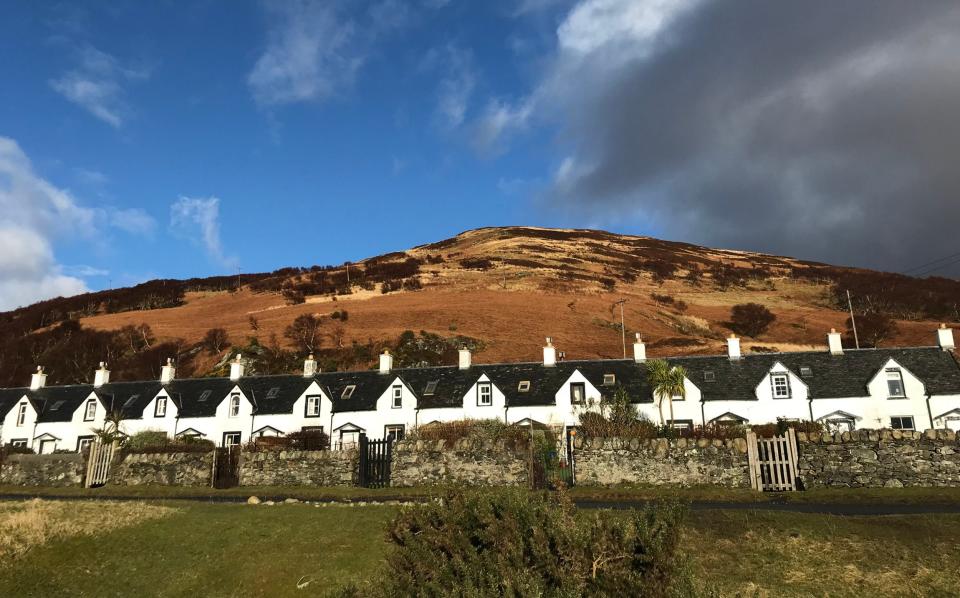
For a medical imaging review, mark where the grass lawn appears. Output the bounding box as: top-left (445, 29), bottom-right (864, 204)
top-left (1, 499), bottom-right (959, 597)
top-left (0, 484), bottom-right (435, 502)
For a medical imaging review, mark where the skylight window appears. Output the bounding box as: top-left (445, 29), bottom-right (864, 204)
top-left (341, 385), bottom-right (356, 400)
top-left (518, 381), bottom-right (531, 392)
top-left (602, 374), bottom-right (616, 386)
top-left (198, 390), bottom-right (212, 402)
top-left (49, 400), bottom-right (65, 411)
top-left (424, 381), bottom-right (438, 396)
top-left (800, 367), bottom-right (813, 378)
top-left (704, 371), bottom-right (716, 383)
top-left (265, 387), bottom-right (281, 400)
top-left (123, 395), bottom-right (140, 409)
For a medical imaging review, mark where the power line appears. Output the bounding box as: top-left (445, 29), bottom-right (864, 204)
top-left (912, 254), bottom-right (960, 278)
top-left (903, 250), bottom-right (960, 275)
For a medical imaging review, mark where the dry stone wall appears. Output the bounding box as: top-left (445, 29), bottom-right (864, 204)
top-left (109, 451), bottom-right (214, 486)
top-left (391, 439), bottom-right (529, 487)
top-left (573, 437), bottom-right (751, 487)
top-left (239, 449), bottom-right (357, 487)
top-left (0, 454), bottom-right (86, 487)
top-left (797, 429), bottom-right (960, 488)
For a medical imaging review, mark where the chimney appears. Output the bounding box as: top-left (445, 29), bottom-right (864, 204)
top-left (160, 358), bottom-right (176, 384)
top-left (633, 333), bottom-right (646, 363)
top-left (543, 337), bottom-right (557, 367)
top-left (379, 350), bottom-right (393, 374)
top-left (230, 354), bottom-right (245, 381)
top-left (303, 354), bottom-right (318, 377)
top-left (727, 335), bottom-right (741, 360)
top-left (30, 366), bottom-right (47, 390)
top-left (938, 324), bottom-right (955, 351)
top-left (458, 347), bottom-right (472, 370)
top-left (94, 362), bottom-right (110, 388)
top-left (828, 328), bottom-right (843, 355)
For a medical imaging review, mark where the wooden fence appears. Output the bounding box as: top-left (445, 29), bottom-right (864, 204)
top-left (746, 428), bottom-right (799, 492)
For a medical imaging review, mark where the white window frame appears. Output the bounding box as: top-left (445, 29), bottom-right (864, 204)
top-left (305, 395), bottom-right (321, 417)
top-left (392, 385), bottom-right (402, 409)
top-left (222, 431), bottom-right (242, 447)
top-left (890, 415), bottom-right (914, 430)
top-left (385, 424), bottom-right (405, 442)
top-left (16, 403), bottom-right (27, 427)
top-left (771, 374), bottom-right (791, 399)
top-left (155, 396), bottom-right (167, 418)
top-left (84, 399), bottom-right (97, 422)
top-left (341, 385), bottom-right (356, 400)
top-left (886, 369), bottom-right (906, 398)
top-left (229, 394), bottom-right (241, 417)
top-left (77, 436), bottom-right (94, 452)
top-left (518, 381), bottom-right (530, 392)
top-left (570, 382), bottom-right (586, 405)
top-left (10, 439), bottom-right (28, 448)
top-left (602, 374), bottom-right (616, 386)
top-left (477, 382), bottom-right (492, 406)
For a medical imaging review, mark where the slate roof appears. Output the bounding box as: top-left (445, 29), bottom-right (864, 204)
top-left (0, 388), bottom-right (30, 419)
top-left (237, 375), bottom-right (315, 415)
top-left (164, 378), bottom-right (239, 418)
top-left (95, 381), bottom-right (165, 419)
top-left (321, 371), bottom-right (399, 413)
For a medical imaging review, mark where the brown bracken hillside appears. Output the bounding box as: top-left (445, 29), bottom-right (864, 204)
top-left (2, 227), bottom-right (957, 387)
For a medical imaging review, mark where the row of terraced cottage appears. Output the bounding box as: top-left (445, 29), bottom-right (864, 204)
top-left (2, 326), bottom-right (960, 454)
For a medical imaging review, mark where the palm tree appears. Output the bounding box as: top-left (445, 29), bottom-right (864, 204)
top-left (646, 359), bottom-right (688, 427)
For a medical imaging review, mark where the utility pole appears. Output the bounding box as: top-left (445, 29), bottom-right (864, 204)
top-left (846, 290), bottom-right (860, 349)
top-left (346, 262), bottom-right (350, 284)
top-left (615, 298), bottom-right (628, 359)
top-left (236, 266), bottom-right (241, 291)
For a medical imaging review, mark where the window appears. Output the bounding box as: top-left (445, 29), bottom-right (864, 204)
top-left (154, 396), bottom-right (167, 418)
top-left (518, 381), bottom-right (530, 392)
top-left (385, 425), bottom-right (405, 442)
top-left (890, 416), bottom-right (915, 430)
top-left (668, 419), bottom-right (693, 433)
top-left (477, 382), bottom-right (492, 406)
top-left (265, 387), bottom-right (281, 400)
top-left (222, 432), bottom-right (242, 447)
top-left (771, 374), bottom-right (791, 399)
top-left (392, 385), bottom-right (402, 409)
top-left (228, 394), bottom-right (241, 417)
top-left (10, 439), bottom-right (27, 448)
top-left (570, 382), bottom-right (586, 405)
top-left (16, 403), bottom-right (27, 426)
top-left (49, 400), bottom-right (65, 411)
top-left (704, 371), bottom-right (716, 383)
top-left (602, 374), bottom-right (616, 386)
top-left (800, 366), bottom-right (813, 378)
top-left (424, 381), bottom-right (438, 396)
top-left (886, 369), bottom-right (905, 397)
top-left (825, 418), bottom-right (854, 433)
top-left (305, 395), bottom-right (321, 417)
top-left (76, 436), bottom-right (94, 452)
top-left (83, 399), bottom-right (97, 421)
top-left (123, 395), bottom-right (140, 411)
top-left (341, 385), bottom-right (356, 400)
top-left (198, 390), bottom-right (212, 402)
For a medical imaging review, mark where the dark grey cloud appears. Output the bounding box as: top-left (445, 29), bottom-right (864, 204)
top-left (500, 1), bottom-right (960, 275)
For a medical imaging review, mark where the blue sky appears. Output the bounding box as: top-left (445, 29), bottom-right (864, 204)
top-left (3, 1), bottom-right (959, 309)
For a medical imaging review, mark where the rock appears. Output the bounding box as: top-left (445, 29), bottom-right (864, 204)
top-left (247, 496), bottom-right (261, 505)
top-left (284, 497), bottom-right (300, 504)
top-left (884, 478), bottom-right (904, 488)
top-left (264, 500), bottom-right (275, 506)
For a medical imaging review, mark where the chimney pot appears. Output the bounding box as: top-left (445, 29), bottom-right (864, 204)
top-left (161, 358), bottom-right (177, 384)
top-left (30, 366), bottom-right (47, 390)
top-left (303, 354), bottom-right (318, 377)
top-left (379, 350), bottom-right (393, 374)
top-left (633, 333), bottom-right (646, 363)
top-left (458, 348), bottom-right (472, 369)
top-left (937, 324), bottom-right (955, 351)
top-left (230, 355), bottom-right (245, 380)
top-left (727, 335), bottom-right (741, 360)
top-left (94, 362), bottom-right (111, 388)
top-left (543, 338), bottom-right (557, 367)
top-left (827, 329), bottom-right (844, 355)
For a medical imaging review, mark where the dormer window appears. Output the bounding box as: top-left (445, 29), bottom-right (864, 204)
top-left (424, 381), bottom-right (438, 396)
top-left (518, 381), bottom-right (530, 392)
top-left (886, 369), bottom-right (905, 398)
top-left (570, 382), bottom-right (586, 405)
top-left (771, 374), bottom-right (791, 399)
top-left (602, 374), bottom-right (616, 386)
top-left (83, 399), bottom-right (97, 421)
top-left (392, 385), bottom-right (402, 409)
top-left (228, 394), bottom-right (241, 417)
top-left (305, 395), bottom-right (321, 417)
top-left (16, 403), bottom-right (27, 426)
top-left (477, 382), bottom-right (492, 406)
top-left (704, 371), bottom-right (716, 383)
top-left (341, 385), bottom-right (356, 400)
top-left (155, 396), bottom-right (167, 418)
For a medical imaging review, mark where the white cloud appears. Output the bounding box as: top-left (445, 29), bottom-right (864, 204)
top-left (108, 208), bottom-right (156, 235)
top-left (49, 45), bottom-right (148, 128)
top-left (557, 0), bottom-right (699, 56)
top-left (433, 45), bottom-right (476, 129)
top-left (170, 196), bottom-right (237, 269)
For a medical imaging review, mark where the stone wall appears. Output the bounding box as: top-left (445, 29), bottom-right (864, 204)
top-left (391, 439), bottom-right (529, 487)
top-left (573, 436), bottom-right (750, 487)
top-left (109, 451), bottom-right (214, 486)
top-left (0, 454), bottom-right (86, 487)
top-left (239, 449), bottom-right (356, 487)
top-left (797, 429), bottom-right (960, 488)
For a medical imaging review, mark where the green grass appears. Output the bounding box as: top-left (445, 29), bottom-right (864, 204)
top-left (0, 484), bottom-right (435, 502)
top-left (2, 498), bottom-right (960, 597)
top-left (569, 484), bottom-right (960, 505)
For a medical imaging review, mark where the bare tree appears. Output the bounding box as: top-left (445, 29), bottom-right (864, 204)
top-left (285, 314), bottom-right (324, 353)
top-left (203, 328), bottom-right (230, 354)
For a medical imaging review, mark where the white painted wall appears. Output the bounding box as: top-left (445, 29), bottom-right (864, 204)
top-left (253, 382), bottom-right (332, 437)
top-left (121, 390), bottom-right (178, 438)
top-left (330, 377), bottom-right (418, 446)
top-left (32, 391), bottom-right (106, 452)
top-left (176, 385), bottom-right (255, 446)
top-left (0, 395), bottom-right (36, 448)
top-left (703, 363), bottom-right (810, 425)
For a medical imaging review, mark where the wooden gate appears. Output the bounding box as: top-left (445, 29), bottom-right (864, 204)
top-left (530, 428), bottom-right (575, 490)
top-left (357, 435), bottom-right (392, 488)
top-left (746, 428), bottom-right (799, 492)
top-left (84, 439), bottom-right (116, 488)
top-left (213, 446), bottom-right (240, 489)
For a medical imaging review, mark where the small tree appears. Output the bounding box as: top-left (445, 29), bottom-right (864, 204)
top-left (285, 314), bottom-right (324, 353)
top-left (203, 328), bottom-right (229, 354)
top-left (729, 303), bottom-right (776, 337)
top-left (248, 315), bottom-right (260, 331)
top-left (647, 360), bottom-right (687, 427)
top-left (847, 312), bottom-right (898, 348)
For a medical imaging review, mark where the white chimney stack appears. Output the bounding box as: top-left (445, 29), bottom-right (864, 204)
top-left (727, 335), bottom-right (741, 360)
top-left (303, 354), bottom-right (318, 377)
top-left (379, 350), bottom-right (393, 374)
top-left (160, 358), bottom-right (176, 384)
top-left (30, 366), bottom-right (47, 391)
top-left (458, 347), bottom-right (472, 369)
top-left (94, 362), bottom-right (110, 388)
top-left (633, 333), bottom-right (646, 363)
top-left (938, 324), bottom-right (955, 351)
top-left (828, 328), bottom-right (844, 355)
top-left (230, 354), bottom-right (245, 380)
top-left (543, 337), bottom-right (557, 367)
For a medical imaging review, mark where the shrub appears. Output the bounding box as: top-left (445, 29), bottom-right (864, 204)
top-left (728, 303), bottom-right (776, 337)
top-left (750, 419), bottom-right (824, 438)
top-left (847, 312), bottom-right (899, 348)
top-left (120, 435), bottom-right (215, 454)
top-left (345, 489), bottom-right (698, 597)
top-left (402, 277), bottom-right (422, 291)
top-left (651, 293), bottom-right (675, 305)
top-left (125, 430), bottom-right (170, 450)
top-left (408, 419), bottom-right (527, 448)
top-left (203, 328), bottom-right (229, 354)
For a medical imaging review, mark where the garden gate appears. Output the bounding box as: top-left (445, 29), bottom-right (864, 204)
top-left (84, 440), bottom-right (115, 487)
top-left (746, 428), bottom-right (799, 491)
top-left (530, 428), bottom-right (575, 489)
top-left (357, 435), bottom-right (392, 488)
top-left (213, 446), bottom-right (240, 489)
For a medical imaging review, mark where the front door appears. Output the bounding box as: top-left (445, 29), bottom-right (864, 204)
top-left (39, 439), bottom-right (55, 454)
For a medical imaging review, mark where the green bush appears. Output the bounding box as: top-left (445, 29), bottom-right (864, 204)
top-left (124, 430), bottom-right (170, 450)
top-left (330, 489), bottom-right (700, 597)
top-left (408, 419), bottom-right (528, 448)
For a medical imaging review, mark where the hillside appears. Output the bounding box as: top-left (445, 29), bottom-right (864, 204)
top-left (2, 226), bottom-right (958, 387)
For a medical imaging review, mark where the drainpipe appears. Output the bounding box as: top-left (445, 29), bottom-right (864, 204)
top-left (700, 401), bottom-right (706, 427)
top-left (926, 394), bottom-right (935, 430)
top-left (329, 410), bottom-right (335, 450)
top-left (808, 399), bottom-right (815, 423)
